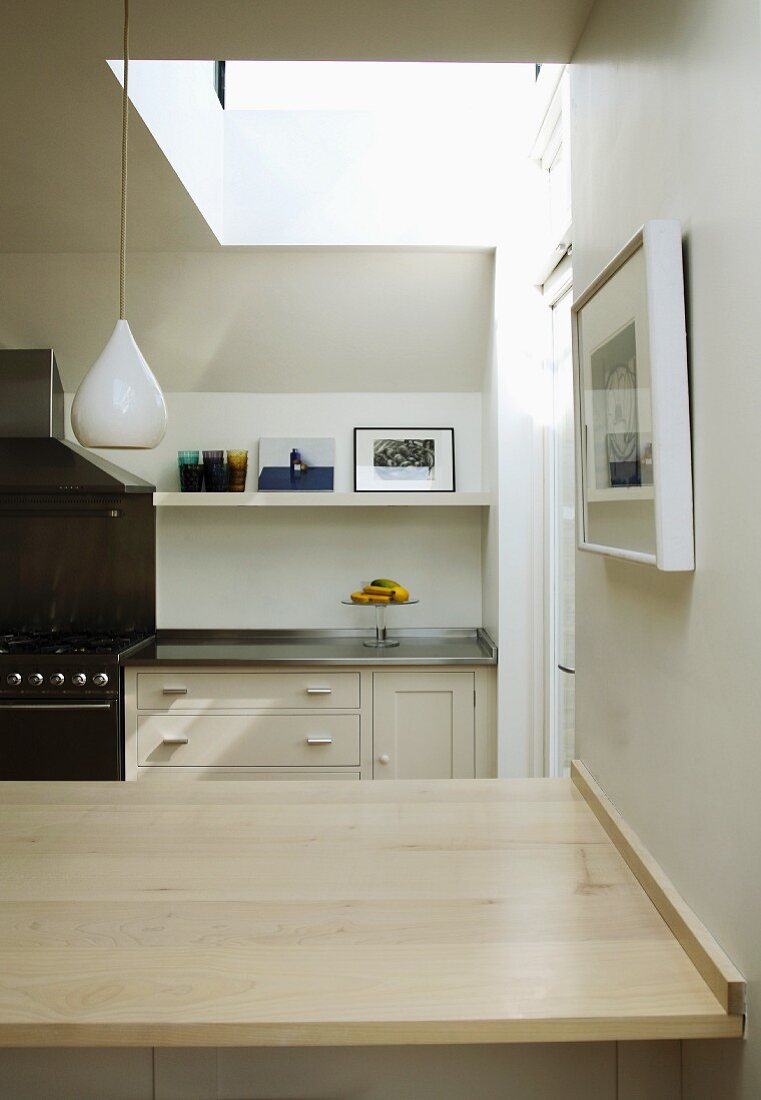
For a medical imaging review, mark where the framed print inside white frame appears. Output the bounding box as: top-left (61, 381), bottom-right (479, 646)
top-left (354, 428), bottom-right (455, 492)
top-left (571, 220), bottom-right (694, 570)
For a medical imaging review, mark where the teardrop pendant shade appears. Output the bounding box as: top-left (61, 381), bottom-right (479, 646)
top-left (71, 320), bottom-right (168, 448)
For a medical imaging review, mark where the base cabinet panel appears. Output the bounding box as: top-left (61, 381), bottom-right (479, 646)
top-left (372, 672), bottom-right (476, 779)
top-left (125, 664), bottom-right (494, 782)
top-left (0, 1042), bottom-right (626, 1100)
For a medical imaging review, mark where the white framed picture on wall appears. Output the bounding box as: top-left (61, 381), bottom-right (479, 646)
top-left (571, 220), bottom-right (694, 571)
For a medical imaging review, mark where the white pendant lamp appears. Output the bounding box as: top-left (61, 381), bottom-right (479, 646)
top-left (72, 0), bottom-right (167, 449)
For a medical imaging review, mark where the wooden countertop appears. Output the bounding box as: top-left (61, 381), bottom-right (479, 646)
top-left (0, 772), bottom-right (744, 1047)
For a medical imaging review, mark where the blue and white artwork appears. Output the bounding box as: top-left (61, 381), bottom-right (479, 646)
top-left (257, 438), bottom-right (335, 492)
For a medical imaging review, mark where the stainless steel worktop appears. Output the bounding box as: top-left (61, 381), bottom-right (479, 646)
top-left (124, 629), bottom-right (497, 666)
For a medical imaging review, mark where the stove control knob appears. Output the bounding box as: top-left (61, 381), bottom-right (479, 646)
top-left (28, 673), bottom-right (44, 687)
top-left (72, 672), bottom-right (87, 687)
top-left (6, 672), bottom-right (21, 687)
top-left (50, 673), bottom-right (65, 686)
top-left (92, 673), bottom-right (109, 688)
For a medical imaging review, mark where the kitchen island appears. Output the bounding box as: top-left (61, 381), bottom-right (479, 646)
top-left (0, 765), bottom-right (743, 1050)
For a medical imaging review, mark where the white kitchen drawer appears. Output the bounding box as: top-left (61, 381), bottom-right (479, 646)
top-left (136, 768), bottom-right (361, 781)
top-left (137, 714), bottom-right (360, 768)
top-left (137, 671), bottom-right (360, 711)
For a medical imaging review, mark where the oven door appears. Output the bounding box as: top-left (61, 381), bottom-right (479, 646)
top-left (0, 698), bottom-right (121, 780)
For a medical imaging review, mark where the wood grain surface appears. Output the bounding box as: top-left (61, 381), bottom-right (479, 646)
top-left (571, 761), bottom-right (746, 1016)
top-left (0, 777), bottom-right (744, 1046)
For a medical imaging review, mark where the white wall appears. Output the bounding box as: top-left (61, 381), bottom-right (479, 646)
top-left (64, 391), bottom-right (485, 629)
top-left (155, 506), bottom-right (483, 630)
top-left (0, 250), bottom-right (493, 394)
top-left (571, 0), bottom-right (761, 1096)
top-left (0, 244), bottom-right (492, 632)
top-left (481, 333), bottom-right (499, 643)
top-left (486, 99), bottom-right (548, 777)
top-left (68, 393), bottom-right (483, 494)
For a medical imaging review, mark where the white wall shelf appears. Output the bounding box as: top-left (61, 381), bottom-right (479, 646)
top-left (153, 491), bottom-right (490, 508)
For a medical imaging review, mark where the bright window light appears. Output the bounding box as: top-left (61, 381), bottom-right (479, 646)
top-left (108, 58), bottom-right (536, 246)
top-left (225, 61), bottom-right (515, 112)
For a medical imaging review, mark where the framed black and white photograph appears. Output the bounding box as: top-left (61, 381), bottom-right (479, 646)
top-left (572, 220), bottom-right (694, 570)
top-left (354, 428), bottom-right (455, 493)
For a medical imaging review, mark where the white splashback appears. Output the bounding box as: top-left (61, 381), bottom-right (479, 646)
top-left (156, 506), bottom-right (483, 629)
top-left (65, 392), bottom-right (485, 629)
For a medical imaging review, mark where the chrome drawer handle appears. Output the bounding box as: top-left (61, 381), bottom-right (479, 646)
top-left (306, 687), bottom-right (332, 695)
top-left (162, 735), bottom-right (189, 745)
top-left (306, 737), bottom-right (333, 745)
top-left (162, 686), bottom-right (188, 695)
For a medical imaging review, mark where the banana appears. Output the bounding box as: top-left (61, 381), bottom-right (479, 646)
top-left (354, 578), bottom-right (409, 604)
top-left (364, 583), bottom-right (409, 603)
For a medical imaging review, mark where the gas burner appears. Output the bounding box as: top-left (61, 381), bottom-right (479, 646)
top-left (0, 635), bottom-right (37, 655)
top-left (0, 632), bottom-right (151, 657)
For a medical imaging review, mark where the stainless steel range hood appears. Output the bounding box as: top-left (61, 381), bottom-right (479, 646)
top-left (0, 349), bottom-right (154, 493)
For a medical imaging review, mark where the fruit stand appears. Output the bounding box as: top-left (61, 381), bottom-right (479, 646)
top-left (344, 578), bottom-right (417, 647)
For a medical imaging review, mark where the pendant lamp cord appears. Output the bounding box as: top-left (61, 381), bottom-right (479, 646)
top-left (119, 0), bottom-right (130, 321)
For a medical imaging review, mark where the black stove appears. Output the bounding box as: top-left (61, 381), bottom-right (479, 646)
top-left (0, 631), bottom-right (154, 780)
top-left (0, 631), bottom-right (151, 658)
top-left (0, 632), bottom-right (154, 700)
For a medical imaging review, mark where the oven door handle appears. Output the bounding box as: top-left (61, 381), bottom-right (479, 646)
top-left (0, 510), bottom-right (122, 519)
top-left (0, 702), bottom-right (114, 711)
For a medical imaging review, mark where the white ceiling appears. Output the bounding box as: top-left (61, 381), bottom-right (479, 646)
top-left (0, 0), bottom-right (595, 254)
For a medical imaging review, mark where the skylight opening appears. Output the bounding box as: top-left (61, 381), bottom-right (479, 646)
top-left (224, 61), bottom-right (515, 112)
top-left (107, 58), bottom-right (536, 246)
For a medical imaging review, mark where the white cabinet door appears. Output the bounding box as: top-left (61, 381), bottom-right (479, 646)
top-left (372, 672), bottom-right (475, 779)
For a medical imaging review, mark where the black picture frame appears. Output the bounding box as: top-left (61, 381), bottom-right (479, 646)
top-left (353, 427), bottom-right (456, 493)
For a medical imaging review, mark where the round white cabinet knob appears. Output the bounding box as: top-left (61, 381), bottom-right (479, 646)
top-left (378, 754), bottom-right (390, 765)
